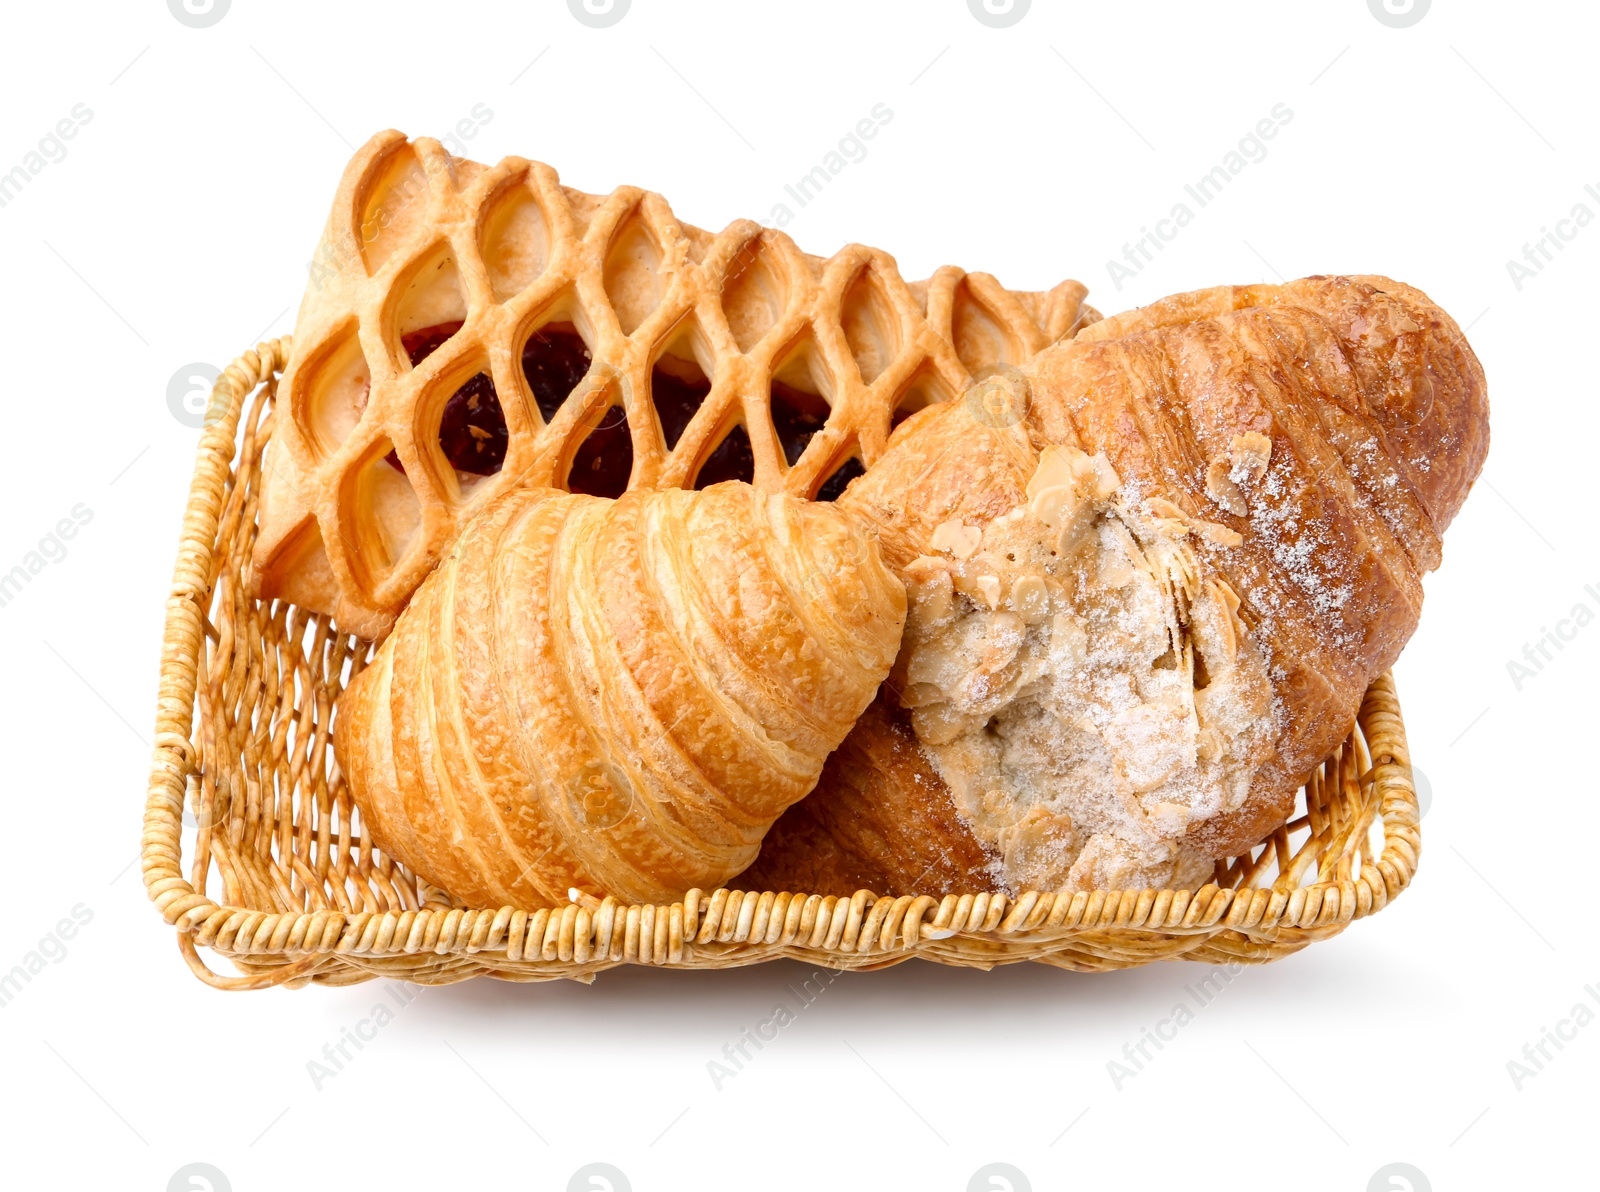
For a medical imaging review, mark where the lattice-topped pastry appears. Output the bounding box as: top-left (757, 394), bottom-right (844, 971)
top-left (252, 130), bottom-right (1100, 638)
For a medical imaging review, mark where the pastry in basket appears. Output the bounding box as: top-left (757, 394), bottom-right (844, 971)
top-left (740, 276), bottom-right (1488, 897)
top-left (251, 130), bottom-right (1098, 640)
top-left (333, 481), bottom-right (904, 907)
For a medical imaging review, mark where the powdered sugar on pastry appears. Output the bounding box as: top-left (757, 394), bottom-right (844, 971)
top-left (893, 445), bottom-right (1278, 894)
top-left (750, 276), bottom-right (1488, 903)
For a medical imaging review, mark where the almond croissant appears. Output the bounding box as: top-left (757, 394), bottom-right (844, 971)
top-left (742, 275), bottom-right (1488, 898)
top-left (334, 481), bottom-right (905, 907)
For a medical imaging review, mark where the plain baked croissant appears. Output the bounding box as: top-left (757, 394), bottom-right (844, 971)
top-left (741, 275), bottom-right (1488, 898)
top-left (334, 481), bottom-right (905, 907)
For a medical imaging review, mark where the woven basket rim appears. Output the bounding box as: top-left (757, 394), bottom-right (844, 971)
top-left (141, 336), bottom-right (1422, 990)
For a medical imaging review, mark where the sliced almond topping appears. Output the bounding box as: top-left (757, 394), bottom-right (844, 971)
top-left (1079, 451), bottom-right (1122, 501)
top-left (929, 519), bottom-right (982, 560)
top-left (1145, 800), bottom-right (1192, 834)
top-left (1049, 612), bottom-right (1088, 669)
top-left (1212, 577), bottom-right (1242, 616)
top-left (1144, 497), bottom-right (1192, 531)
top-left (1192, 519), bottom-right (1244, 549)
top-left (1009, 573), bottom-right (1049, 624)
top-left (1229, 432), bottom-right (1272, 485)
top-left (1030, 483), bottom-right (1085, 529)
top-left (908, 568), bottom-right (954, 624)
top-left (1097, 546), bottom-right (1136, 589)
top-left (975, 575), bottom-right (1002, 609)
top-left (1201, 579), bottom-right (1239, 658)
top-left (1027, 482), bottom-right (1075, 526)
top-left (903, 554), bottom-right (948, 580)
top-left (979, 611), bottom-right (1024, 671)
top-left (1030, 484), bottom-right (1099, 556)
top-left (1205, 458), bottom-right (1247, 516)
top-left (1027, 444), bottom-right (1121, 503)
top-left (1026, 446), bottom-right (1078, 499)
top-left (1210, 577), bottom-right (1246, 645)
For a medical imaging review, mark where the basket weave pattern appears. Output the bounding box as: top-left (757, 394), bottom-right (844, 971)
top-left (142, 339), bottom-right (1423, 989)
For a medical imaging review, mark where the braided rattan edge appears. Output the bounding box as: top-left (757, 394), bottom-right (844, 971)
top-left (142, 339), bottom-right (1422, 990)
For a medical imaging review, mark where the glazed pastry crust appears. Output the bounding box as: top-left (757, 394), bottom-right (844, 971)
top-left (737, 695), bottom-right (996, 897)
top-left (335, 481), bottom-right (905, 907)
top-left (1026, 275), bottom-right (1487, 845)
top-left (252, 131), bottom-right (1097, 640)
top-left (750, 275), bottom-right (1488, 896)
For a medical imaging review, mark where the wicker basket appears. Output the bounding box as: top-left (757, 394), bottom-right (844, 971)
top-left (141, 338), bottom-right (1424, 989)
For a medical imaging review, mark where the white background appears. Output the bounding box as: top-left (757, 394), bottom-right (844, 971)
top-left (0, 2), bottom-right (1594, 1189)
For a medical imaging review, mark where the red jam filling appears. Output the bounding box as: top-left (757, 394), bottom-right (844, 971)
top-left (567, 406), bottom-right (634, 499)
top-left (376, 325), bottom-right (860, 499)
top-left (814, 456), bottom-right (864, 501)
top-left (650, 365), bottom-right (713, 450)
top-left (521, 326), bottom-right (593, 423)
top-left (769, 380), bottom-right (829, 467)
top-left (382, 322), bottom-right (596, 479)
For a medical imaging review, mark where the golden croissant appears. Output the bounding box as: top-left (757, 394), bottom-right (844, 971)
top-left (334, 481), bottom-right (905, 907)
top-left (742, 275), bottom-right (1488, 897)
